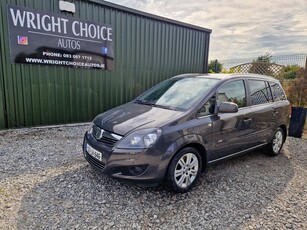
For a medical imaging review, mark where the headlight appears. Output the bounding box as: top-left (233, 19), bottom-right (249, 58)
top-left (116, 128), bottom-right (162, 149)
top-left (87, 122), bottom-right (94, 134)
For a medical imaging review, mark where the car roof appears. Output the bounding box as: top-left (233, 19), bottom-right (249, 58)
top-left (173, 73), bottom-right (280, 82)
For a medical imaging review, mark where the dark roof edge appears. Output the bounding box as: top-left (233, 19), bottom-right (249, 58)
top-left (85, 0), bottom-right (212, 33)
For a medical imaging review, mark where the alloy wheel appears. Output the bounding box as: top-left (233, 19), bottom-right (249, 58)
top-left (272, 130), bottom-right (283, 153)
top-left (174, 153), bottom-right (199, 189)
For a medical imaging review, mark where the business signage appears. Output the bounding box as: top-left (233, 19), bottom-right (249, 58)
top-left (7, 4), bottom-right (114, 70)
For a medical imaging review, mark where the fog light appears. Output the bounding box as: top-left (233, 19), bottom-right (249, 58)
top-left (128, 165), bottom-right (148, 175)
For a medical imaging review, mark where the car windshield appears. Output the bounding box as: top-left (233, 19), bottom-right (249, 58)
top-left (135, 77), bottom-right (220, 110)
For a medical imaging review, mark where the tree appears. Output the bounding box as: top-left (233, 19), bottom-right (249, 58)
top-left (284, 65), bottom-right (300, 79)
top-left (208, 60), bottom-right (223, 73)
top-left (254, 53), bottom-right (273, 63)
top-left (249, 53), bottom-right (274, 76)
top-left (287, 67), bottom-right (307, 107)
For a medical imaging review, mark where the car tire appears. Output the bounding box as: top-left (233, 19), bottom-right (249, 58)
top-left (265, 127), bottom-right (285, 156)
top-left (166, 147), bottom-right (202, 193)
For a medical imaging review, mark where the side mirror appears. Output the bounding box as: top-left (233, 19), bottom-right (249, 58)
top-left (218, 102), bottom-right (238, 113)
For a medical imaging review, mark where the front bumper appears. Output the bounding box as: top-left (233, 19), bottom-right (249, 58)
top-left (83, 132), bottom-right (166, 186)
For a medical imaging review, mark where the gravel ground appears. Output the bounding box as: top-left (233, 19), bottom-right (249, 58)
top-left (0, 125), bottom-right (306, 230)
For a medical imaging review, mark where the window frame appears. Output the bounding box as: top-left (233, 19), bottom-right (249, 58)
top-left (195, 77), bottom-right (286, 118)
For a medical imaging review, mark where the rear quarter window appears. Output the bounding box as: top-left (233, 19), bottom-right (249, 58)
top-left (270, 82), bottom-right (286, 101)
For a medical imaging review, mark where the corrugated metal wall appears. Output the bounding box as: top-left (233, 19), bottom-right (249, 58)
top-left (0, 0), bottom-right (211, 129)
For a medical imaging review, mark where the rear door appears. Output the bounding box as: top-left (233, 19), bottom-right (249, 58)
top-left (248, 79), bottom-right (275, 145)
top-left (269, 81), bottom-right (290, 131)
top-left (209, 79), bottom-right (254, 161)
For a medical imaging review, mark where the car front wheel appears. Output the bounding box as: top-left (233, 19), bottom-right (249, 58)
top-left (166, 147), bottom-right (202, 193)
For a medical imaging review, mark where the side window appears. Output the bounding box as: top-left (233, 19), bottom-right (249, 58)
top-left (197, 97), bottom-right (215, 117)
top-left (270, 82), bottom-right (286, 101)
top-left (249, 80), bottom-right (273, 105)
top-left (217, 80), bottom-right (247, 108)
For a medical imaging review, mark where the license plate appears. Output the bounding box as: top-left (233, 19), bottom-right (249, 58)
top-left (86, 144), bottom-right (102, 161)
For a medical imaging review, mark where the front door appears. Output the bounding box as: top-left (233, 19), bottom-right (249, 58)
top-left (209, 79), bottom-right (254, 161)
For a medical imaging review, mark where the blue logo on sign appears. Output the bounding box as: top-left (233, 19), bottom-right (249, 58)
top-left (102, 47), bottom-right (108, 55)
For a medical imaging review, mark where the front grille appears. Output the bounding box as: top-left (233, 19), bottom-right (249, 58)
top-left (92, 125), bottom-right (122, 147)
top-left (85, 151), bottom-right (106, 171)
top-left (99, 136), bottom-right (118, 146)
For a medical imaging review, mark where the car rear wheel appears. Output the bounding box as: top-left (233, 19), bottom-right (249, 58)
top-left (166, 147), bottom-right (202, 193)
top-left (266, 127), bottom-right (285, 156)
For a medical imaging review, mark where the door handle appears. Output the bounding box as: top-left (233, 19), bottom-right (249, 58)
top-left (243, 118), bottom-right (252, 123)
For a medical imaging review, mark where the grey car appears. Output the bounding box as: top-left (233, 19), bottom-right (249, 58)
top-left (83, 73), bottom-right (290, 192)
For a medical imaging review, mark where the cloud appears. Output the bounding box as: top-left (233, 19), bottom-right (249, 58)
top-left (106, 0), bottom-right (307, 60)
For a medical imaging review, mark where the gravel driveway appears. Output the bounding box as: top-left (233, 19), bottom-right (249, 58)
top-left (0, 125), bottom-right (306, 230)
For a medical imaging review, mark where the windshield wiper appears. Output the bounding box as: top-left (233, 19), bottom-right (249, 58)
top-left (153, 104), bottom-right (178, 111)
top-left (134, 100), bottom-right (180, 111)
top-left (134, 99), bottom-right (156, 106)
top-left (134, 99), bottom-right (143, 104)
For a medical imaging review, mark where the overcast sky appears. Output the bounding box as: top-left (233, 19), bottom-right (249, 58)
top-left (105, 0), bottom-right (307, 61)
